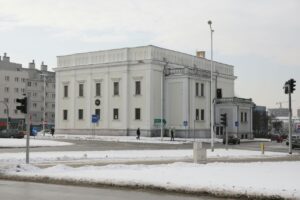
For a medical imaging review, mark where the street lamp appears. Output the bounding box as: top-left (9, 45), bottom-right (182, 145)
top-left (40, 73), bottom-right (48, 136)
top-left (208, 20), bottom-right (215, 152)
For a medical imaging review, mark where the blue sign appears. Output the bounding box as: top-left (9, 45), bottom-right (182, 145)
top-left (235, 121), bottom-right (239, 127)
top-left (183, 121), bottom-right (188, 127)
top-left (32, 127), bottom-right (38, 136)
top-left (92, 115), bottom-right (100, 123)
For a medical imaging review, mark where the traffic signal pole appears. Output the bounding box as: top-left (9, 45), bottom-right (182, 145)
top-left (26, 95), bottom-right (30, 164)
top-left (288, 86), bottom-right (292, 154)
top-left (284, 78), bottom-right (296, 155)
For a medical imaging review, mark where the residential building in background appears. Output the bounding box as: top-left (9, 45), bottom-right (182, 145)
top-left (0, 53), bottom-right (55, 130)
top-left (268, 108), bottom-right (289, 117)
top-left (55, 45), bottom-right (254, 138)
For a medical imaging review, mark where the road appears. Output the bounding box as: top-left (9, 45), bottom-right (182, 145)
top-left (1, 137), bottom-right (299, 154)
top-left (0, 180), bottom-right (232, 200)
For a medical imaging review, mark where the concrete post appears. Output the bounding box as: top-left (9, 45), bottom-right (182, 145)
top-left (193, 142), bottom-right (207, 164)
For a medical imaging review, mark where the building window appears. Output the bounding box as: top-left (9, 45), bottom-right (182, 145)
top-left (195, 82), bottom-right (199, 96)
top-left (52, 104), bottom-right (55, 109)
top-left (201, 83), bottom-right (204, 96)
top-left (4, 109), bottom-right (7, 114)
top-left (113, 82), bottom-right (119, 96)
top-left (52, 113), bottom-right (55, 118)
top-left (4, 87), bottom-right (9, 92)
top-left (135, 81), bottom-right (141, 95)
top-left (14, 110), bottom-right (18, 114)
top-left (113, 108), bottom-right (119, 120)
top-left (15, 77), bottom-right (19, 82)
top-left (33, 103), bottom-right (37, 108)
top-left (63, 110), bottom-right (68, 120)
top-left (135, 108), bottom-right (141, 120)
top-left (95, 82), bottom-right (101, 96)
top-left (241, 112), bottom-right (244, 122)
top-left (21, 88), bottom-right (25, 93)
top-left (244, 112), bottom-right (247, 122)
top-left (27, 82), bottom-right (31, 87)
top-left (196, 109), bottom-right (199, 120)
top-left (15, 88), bottom-right (19, 93)
top-left (95, 109), bottom-right (100, 118)
top-left (5, 76), bottom-right (9, 81)
top-left (64, 85), bottom-right (68, 98)
top-left (22, 78), bottom-right (26, 82)
top-left (78, 109), bottom-right (83, 120)
top-left (201, 109), bottom-right (205, 121)
top-left (79, 83), bottom-right (84, 97)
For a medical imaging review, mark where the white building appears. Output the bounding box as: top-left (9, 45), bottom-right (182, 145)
top-left (55, 45), bottom-right (254, 138)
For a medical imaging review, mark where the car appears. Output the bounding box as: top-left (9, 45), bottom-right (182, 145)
top-left (291, 139), bottom-right (300, 149)
top-left (286, 135), bottom-right (300, 145)
top-left (0, 129), bottom-right (25, 138)
top-left (223, 135), bottom-right (240, 145)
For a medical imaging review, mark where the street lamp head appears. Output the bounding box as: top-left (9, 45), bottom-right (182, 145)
top-left (208, 20), bottom-right (212, 25)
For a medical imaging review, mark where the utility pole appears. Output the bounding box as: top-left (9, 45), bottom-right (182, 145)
top-left (208, 20), bottom-right (215, 152)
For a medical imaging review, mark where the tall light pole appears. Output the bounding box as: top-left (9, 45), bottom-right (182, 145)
top-left (208, 20), bottom-right (215, 152)
top-left (40, 73), bottom-right (47, 136)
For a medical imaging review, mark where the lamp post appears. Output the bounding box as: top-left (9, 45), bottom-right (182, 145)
top-left (208, 20), bottom-right (215, 152)
top-left (40, 73), bottom-right (48, 136)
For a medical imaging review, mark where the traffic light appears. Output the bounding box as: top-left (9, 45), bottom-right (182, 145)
top-left (220, 113), bottom-right (227, 127)
top-left (284, 81), bottom-right (289, 94)
top-left (16, 97), bottom-right (27, 114)
top-left (289, 78), bottom-right (296, 93)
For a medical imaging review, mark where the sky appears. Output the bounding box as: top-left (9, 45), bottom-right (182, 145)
top-left (0, 0), bottom-right (299, 114)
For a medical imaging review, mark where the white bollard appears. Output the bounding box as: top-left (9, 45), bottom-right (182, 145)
top-left (193, 142), bottom-right (207, 164)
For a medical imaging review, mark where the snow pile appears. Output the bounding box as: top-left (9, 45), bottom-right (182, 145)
top-left (4, 161), bottom-right (300, 199)
top-left (0, 149), bottom-right (288, 164)
top-left (0, 138), bottom-right (73, 148)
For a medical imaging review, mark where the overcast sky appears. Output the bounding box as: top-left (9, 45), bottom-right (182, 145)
top-left (1, 0), bottom-right (299, 114)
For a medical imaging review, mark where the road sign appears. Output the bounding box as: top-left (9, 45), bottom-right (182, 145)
top-left (183, 121), bottom-right (188, 127)
top-left (154, 118), bottom-right (166, 126)
top-left (92, 115), bottom-right (100, 123)
top-left (235, 121), bottom-right (239, 127)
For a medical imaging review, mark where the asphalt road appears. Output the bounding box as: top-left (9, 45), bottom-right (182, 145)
top-left (1, 137), bottom-right (299, 154)
top-left (0, 180), bottom-right (232, 200)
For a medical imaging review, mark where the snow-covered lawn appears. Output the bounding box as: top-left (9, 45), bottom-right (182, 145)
top-left (0, 138), bottom-right (73, 148)
top-left (0, 149), bottom-right (288, 164)
top-left (2, 161), bottom-right (299, 199)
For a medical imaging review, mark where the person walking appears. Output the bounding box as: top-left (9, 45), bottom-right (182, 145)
top-left (171, 128), bottom-right (174, 141)
top-left (136, 128), bottom-right (140, 140)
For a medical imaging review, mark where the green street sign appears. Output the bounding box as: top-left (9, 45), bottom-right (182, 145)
top-left (154, 118), bottom-right (166, 126)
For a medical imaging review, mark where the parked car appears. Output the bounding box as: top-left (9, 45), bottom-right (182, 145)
top-left (286, 135), bottom-right (300, 146)
top-left (291, 139), bottom-right (300, 149)
top-left (271, 134), bottom-right (281, 141)
top-left (0, 129), bottom-right (25, 138)
top-left (223, 135), bottom-right (240, 145)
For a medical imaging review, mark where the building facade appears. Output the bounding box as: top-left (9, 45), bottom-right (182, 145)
top-left (0, 53), bottom-right (55, 130)
top-left (55, 45), bottom-right (254, 138)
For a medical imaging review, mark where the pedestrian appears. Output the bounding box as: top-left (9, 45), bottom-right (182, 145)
top-left (50, 127), bottom-right (55, 136)
top-left (171, 128), bottom-right (174, 141)
top-left (136, 128), bottom-right (140, 140)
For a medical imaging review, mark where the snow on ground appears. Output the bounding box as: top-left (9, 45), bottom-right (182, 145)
top-left (2, 161), bottom-right (300, 199)
top-left (36, 133), bottom-right (270, 144)
top-left (0, 149), bottom-right (288, 164)
top-left (0, 138), bottom-right (73, 148)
